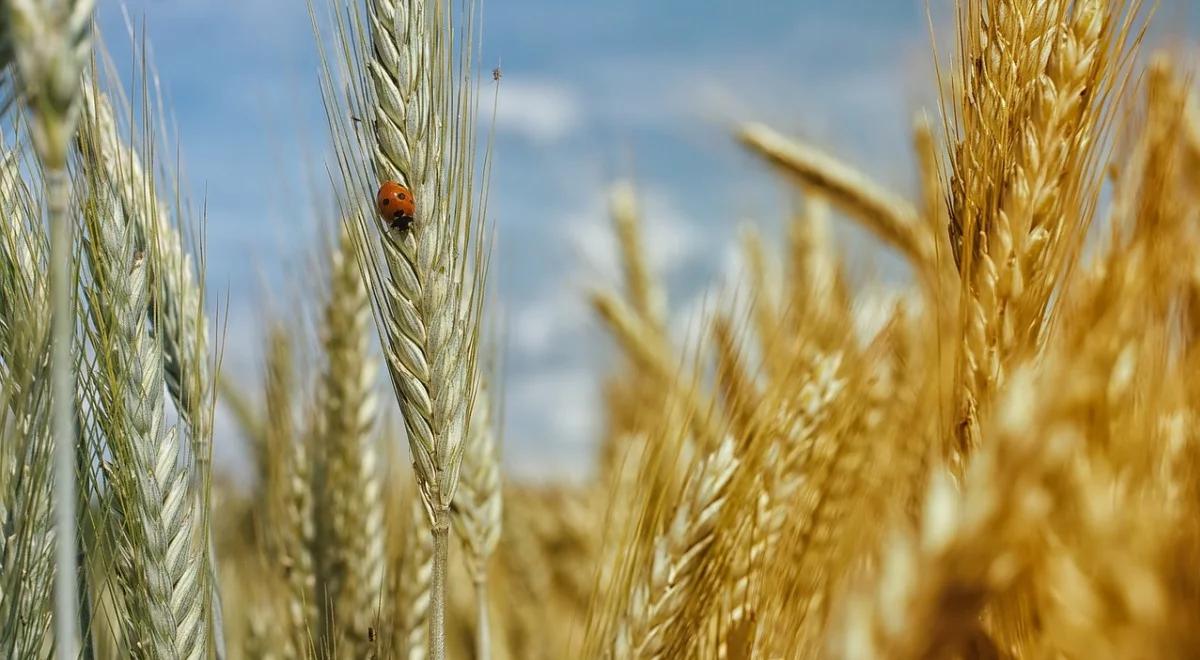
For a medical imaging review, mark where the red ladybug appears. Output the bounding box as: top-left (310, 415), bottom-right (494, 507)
top-left (376, 181), bottom-right (416, 231)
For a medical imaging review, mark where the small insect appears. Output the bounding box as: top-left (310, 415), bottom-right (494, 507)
top-left (376, 180), bottom-right (416, 231)
top-left (492, 66), bottom-right (502, 81)
top-left (367, 626), bottom-right (377, 643)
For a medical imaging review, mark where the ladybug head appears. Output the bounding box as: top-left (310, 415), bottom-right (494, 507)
top-left (390, 211), bottom-right (415, 232)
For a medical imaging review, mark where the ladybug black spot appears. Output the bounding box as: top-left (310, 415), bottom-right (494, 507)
top-left (398, 193), bottom-right (406, 200)
top-left (381, 198), bottom-right (390, 206)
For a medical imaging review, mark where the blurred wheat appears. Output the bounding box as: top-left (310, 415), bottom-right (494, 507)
top-left (3, 0), bottom-right (1200, 658)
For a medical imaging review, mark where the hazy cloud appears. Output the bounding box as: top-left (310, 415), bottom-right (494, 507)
top-left (495, 79), bottom-right (583, 142)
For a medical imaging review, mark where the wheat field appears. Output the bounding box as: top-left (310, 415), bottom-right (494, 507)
top-left (0, 0), bottom-right (1198, 658)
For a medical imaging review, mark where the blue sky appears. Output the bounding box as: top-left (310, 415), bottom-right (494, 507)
top-left (96, 1), bottom-right (1199, 480)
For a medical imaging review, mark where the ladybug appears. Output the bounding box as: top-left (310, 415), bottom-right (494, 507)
top-left (376, 180), bottom-right (416, 231)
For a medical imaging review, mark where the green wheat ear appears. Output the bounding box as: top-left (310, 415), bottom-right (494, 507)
top-left (1, 1), bottom-right (96, 656)
top-left (317, 1), bottom-right (493, 657)
top-left (0, 139), bottom-right (56, 658)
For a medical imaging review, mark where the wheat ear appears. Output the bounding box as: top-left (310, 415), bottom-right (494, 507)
top-left (317, 224), bottom-right (383, 654)
top-left (947, 0), bottom-right (1139, 455)
top-left (738, 122), bottom-right (930, 272)
top-left (78, 87), bottom-right (213, 438)
top-left (394, 495), bottom-right (433, 660)
top-left (78, 83), bottom-right (224, 653)
top-left (262, 326), bottom-right (317, 658)
top-left (833, 369), bottom-right (1072, 659)
top-left (81, 176), bottom-right (205, 658)
top-left (319, 1), bottom-right (489, 655)
top-left (2, 1), bottom-right (95, 653)
top-left (611, 436), bottom-right (739, 659)
top-left (591, 290), bottom-right (722, 451)
top-left (451, 375), bottom-right (502, 659)
top-left (0, 146), bottom-right (55, 656)
top-left (947, 0), bottom-right (1054, 454)
top-left (610, 180), bottom-right (666, 334)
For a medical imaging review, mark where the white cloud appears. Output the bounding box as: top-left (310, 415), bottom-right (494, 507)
top-left (508, 183), bottom-right (707, 362)
top-left (566, 184), bottom-right (704, 287)
top-left (510, 288), bottom-right (590, 357)
top-left (495, 79), bottom-right (582, 143)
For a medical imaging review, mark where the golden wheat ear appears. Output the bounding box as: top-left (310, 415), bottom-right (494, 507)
top-left (739, 123), bottom-right (930, 273)
top-left (945, 0), bottom-right (1146, 456)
